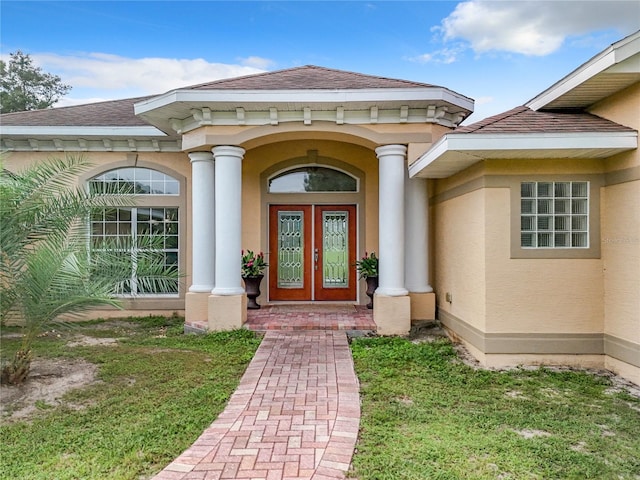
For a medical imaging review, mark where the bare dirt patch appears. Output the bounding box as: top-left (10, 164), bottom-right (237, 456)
top-left (66, 335), bottom-right (118, 348)
top-left (0, 358), bottom-right (98, 423)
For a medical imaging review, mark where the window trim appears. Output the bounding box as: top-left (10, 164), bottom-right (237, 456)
top-left (510, 175), bottom-right (601, 259)
top-left (81, 160), bottom-right (186, 306)
top-left (267, 165), bottom-right (359, 193)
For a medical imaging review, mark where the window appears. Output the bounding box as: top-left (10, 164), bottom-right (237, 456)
top-left (89, 167), bottom-right (180, 295)
top-left (268, 167), bottom-right (357, 193)
top-left (520, 181), bottom-right (589, 249)
top-left (89, 167), bottom-right (179, 195)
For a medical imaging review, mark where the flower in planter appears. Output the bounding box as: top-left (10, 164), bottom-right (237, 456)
top-left (241, 250), bottom-right (268, 277)
top-left (354, 251), bottom-right (378, 279)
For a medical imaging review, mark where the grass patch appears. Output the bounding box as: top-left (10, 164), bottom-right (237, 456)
top-left (0, 316), bottom-right (261, 480)
top-left (350, 337), bottom-right (640, 480)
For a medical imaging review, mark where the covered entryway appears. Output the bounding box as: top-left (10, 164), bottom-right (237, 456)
top-left (269, 204), bottom-right (357, 301)
top-left (145, 66), bottom-right (470, 333)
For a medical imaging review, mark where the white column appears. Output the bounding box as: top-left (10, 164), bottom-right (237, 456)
top-left (375, 144), bottom-right (408, 296)
top-left (405, 176), bottom-right (433, 293)
top-left (188, 152), bottom-right (216, 292)
top-left (211, 145), bottom-right (245, 295)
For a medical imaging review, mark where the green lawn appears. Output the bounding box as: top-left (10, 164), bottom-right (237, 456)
top-left (349, 336), bottom-right (640, 480)
top-left (0, 316), bottom-right (261, 480)
top-left (2, 319), bottom-right (639, 479)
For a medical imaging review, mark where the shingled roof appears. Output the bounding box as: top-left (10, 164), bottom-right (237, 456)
top-left (0, 65), bottom-right (454, 129)
top-left (0, 96), bottom-right (153, 127)
top-left (184, 65), bottom-right (440, 91)
top-left (455, 106), bottom-right (634, 134)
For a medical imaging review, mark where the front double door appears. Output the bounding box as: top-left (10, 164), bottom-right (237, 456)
top-left (269, 204), bottom-right (357, 301)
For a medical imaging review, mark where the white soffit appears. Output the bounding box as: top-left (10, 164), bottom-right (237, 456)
top-left (527, 31), bottom-right (640, 111)
top-left (0, 125), bottom-right (167, 138)
top-left (409, 132), bottom-right (638, 178)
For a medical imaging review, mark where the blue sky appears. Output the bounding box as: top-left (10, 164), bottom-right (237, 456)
top-left (1, 1), bottom-right (639, 123)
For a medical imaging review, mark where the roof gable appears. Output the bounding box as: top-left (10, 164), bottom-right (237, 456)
top-left (527, 30), bottom-right (640, 111)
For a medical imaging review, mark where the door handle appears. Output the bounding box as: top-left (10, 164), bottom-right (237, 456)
top-left (314, 248), bottom-right (318, 270)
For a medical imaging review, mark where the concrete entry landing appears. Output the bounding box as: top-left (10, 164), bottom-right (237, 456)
top-left (153, 330), bottom-right (361, 480)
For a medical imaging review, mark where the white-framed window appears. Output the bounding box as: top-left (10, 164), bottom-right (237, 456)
top-left (89, 167), bottom-right (180, 295)
top-left (268, 166), bottom-right (358, 193)
top-left (520, 181), bottom-right (589, 249)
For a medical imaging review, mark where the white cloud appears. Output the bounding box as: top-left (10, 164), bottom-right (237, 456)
top-left (238, 56), bottom-right (276, 70)
top-left (29, 52), bottom-right (271, 102)
top-left (437, 0), bottom-right (639, 56)
top-left (407, 45), bottom-right (465, 64)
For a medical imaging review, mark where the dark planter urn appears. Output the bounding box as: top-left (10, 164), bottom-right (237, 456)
top-left (243, 275), bottom-right (264, 309)
top-left (365, 276), bottom-right (379, 309)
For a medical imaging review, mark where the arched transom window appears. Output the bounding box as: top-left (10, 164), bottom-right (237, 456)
top-left (89, 167), bottom-right (180, 296)
top-left (268, 166), bottom-right (358, 193)
top-left (89, 167), bottom-right (179, 195)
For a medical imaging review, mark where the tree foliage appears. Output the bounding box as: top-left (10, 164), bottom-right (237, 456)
top-left (0, 50), bottom-right (71, 113)
top-left (0, 155), bottom-right (180, 384)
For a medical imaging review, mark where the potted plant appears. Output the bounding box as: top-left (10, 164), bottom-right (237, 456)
top-left (241, 250), bottom-right (268, 309)
top-left (355, 251), bottom-right (378, 309)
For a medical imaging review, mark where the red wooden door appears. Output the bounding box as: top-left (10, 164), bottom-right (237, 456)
top-left (269, 205), bottom-right (357, 301)
top-left (313, 205), bottom-right (357, 301)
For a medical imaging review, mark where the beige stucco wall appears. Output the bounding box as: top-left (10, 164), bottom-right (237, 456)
top-left (484, 186), bottom-right (604, 333)
top-left (601, 180), bottom-right (640, 343)
top-left (433, 186), bottom-right (487, 332)
top-left (590, 82), bottom-right (640, 370)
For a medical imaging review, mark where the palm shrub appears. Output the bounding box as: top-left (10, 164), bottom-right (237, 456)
top-left (0, 155), bottom-right (179, 384)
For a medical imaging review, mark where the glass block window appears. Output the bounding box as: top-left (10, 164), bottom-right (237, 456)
top-left (269, 167), bottom-right (357, 193)
top-left (521, 181), bottom-right (589, 249)
top-left (89, 167), bottom-right (179, 195)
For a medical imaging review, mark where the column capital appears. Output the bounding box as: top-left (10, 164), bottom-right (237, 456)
top-left (212, 145), bottom-right (245, 159)
top-left (375, 144), bottom-right (407, 159)
top-left (188, 151), bottom-right (214, 163)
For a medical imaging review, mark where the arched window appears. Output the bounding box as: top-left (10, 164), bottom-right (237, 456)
top-left (89, 167), bottom-right (180, 295)
top-left (89, 167), bottom-right (179, 195)
top-left (268, 166), bottom-right (357, 193)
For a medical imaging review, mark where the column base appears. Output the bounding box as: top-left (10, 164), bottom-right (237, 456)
top-left (373, 293), bottom-right (411, 336)
top-left (185, 291), bottom-right (210, 324)
top-left (409, 292), bottom-right (436, 322)
top-left (208, 294), bottom-right (247, 331)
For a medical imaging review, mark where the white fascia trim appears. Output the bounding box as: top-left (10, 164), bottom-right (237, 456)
top-left (409, 134), bottom-right (449, 178)
top-left (0, 125), bottom-right (167, 137)
top-left (409, 131), bottom-right (638, 177)
top-left (527, 31), bottom-right (640, 111)
top-left (134, 87), bottom-right (474, 114)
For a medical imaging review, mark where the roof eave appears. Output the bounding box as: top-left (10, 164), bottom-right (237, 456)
top-left (526, 31), bottom-right (640, 111)
top-left (409, 131), bottom-right (638, 178)
top-left (134, 87), bottom-right (475, 133)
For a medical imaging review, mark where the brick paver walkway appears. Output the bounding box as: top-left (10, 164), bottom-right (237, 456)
top-left (153, 330), bottom-right (360, 480)
top-left (245, 305), bottom-right (376, 332)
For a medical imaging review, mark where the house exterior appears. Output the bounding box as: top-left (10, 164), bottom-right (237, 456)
top-left (410, 31), bottom-right (640, 384)
top-left (1, 32), bottom-right (638, 384)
